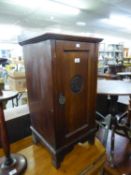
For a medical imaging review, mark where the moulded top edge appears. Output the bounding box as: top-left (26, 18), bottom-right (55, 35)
top-left (19, 33), bottom-right (103, 46)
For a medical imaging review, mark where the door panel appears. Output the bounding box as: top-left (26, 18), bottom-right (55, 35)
top-left (63, 51), bottom-right (89, 136)
top-left (55, 41), bottom-right (96, 145)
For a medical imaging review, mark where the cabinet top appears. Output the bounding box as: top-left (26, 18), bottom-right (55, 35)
top-left (19, 33), bottom-right (103, 46)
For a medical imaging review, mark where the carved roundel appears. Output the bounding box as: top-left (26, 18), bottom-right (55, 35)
top-left (71, 75), bottom-right (83, 93)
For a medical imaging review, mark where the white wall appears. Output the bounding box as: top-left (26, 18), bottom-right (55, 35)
top-left (0, 43), bottom-right (23, 58)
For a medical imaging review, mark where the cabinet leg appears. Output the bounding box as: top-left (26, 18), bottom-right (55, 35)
top-left (88, 133), bottom-right (95, 145)
top-left (32, 132), bottom-right (39, 144)
top-left (52, 153), bottom-right (64, 169)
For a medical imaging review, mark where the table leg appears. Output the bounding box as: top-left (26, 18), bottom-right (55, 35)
top-left (108, 95), bottom-right (118, 167)
top-left (12, 99), bottom-right (15, 107)
top-left (127, 95), bottom-right (131, 127)
top-left (110, 120), bottom-right (115, 167)
top-left (102, 114), bottom-right (112, 147)
top-left (0, 102), bottom-right (13, 165)
top-left (0, 101), bottom-right (27, 174)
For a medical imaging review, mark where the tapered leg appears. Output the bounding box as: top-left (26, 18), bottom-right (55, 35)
top-left (52, 155), bottom-right (61, 169)
top-left (0, 101), bottom-right (27, 174)
top-left (0, 102), bottom-right (13, 166)
top-left (88, 134), bottom-right (95, 145)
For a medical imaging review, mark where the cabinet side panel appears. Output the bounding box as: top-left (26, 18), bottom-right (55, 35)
top-left (86, 43), bottom-right (98, 129)
top-left (23, 40), bottom-right (56, 147)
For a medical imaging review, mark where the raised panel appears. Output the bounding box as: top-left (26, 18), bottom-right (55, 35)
top-left (63, 51), bottom-right (89, 136)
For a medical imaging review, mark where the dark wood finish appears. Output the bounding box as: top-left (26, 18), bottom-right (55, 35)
top-left (0, 102), bottom-right (11, 163)
top-left (0, 91), bottom-right (27, 174)
top-left (19, 33), bottom-right (102, 45)
top-left (0, 113), bottom-right (31, 145)
top-left (21, 33), bottom-right (102, 168)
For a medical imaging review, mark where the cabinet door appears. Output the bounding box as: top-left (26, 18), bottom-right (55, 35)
top-left (54, 41), bottom-right (98, 146)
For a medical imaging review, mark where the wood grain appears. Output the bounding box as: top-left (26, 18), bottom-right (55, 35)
top-left (18, 138), bottom-right (105, 175)
top-left (0, 138), bottom-right (105, 175)
top-left (1, 135), bottom-right (130, 175)
top-left (21, 33), bottom-right (102, 167)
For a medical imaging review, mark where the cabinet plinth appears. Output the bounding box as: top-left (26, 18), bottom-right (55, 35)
top-left (20, 33), bottom-right (103, 168)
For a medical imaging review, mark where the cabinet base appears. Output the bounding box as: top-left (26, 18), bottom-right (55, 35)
top-left (31, 126), bottom-right (97, 168)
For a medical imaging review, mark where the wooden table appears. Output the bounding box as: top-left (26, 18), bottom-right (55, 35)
top-left (97, 79), bottom-right (131, 167)
top-left (0, 91), bottom-right (27, 175)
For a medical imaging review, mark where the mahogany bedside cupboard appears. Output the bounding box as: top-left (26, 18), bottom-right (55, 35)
top-left (20, 33), bottom-right (103, 168)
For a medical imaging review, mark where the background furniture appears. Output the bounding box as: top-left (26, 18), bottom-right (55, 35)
top-left (107, 64), bottom-right (125, 74)
top-left (106, 44), bottom-right (124, 64)
top-left (0, 58), bottom-right (8, 67)
top-left (123, 57), bottom-right (131, 67)
top-left (0, 104), bottom-right (31, 145)
top-left (97, 79), bottom-right (131, 167)
top-left (98, 43), bottom-right (124, 73)
top-left (20, 33), bottom-right (102, 168)
top-left (1, 90), bottom-right (19, 108)
top-left (8, 71), bottom-right (26, 92)
top-left (0, 91), bottom-right (27, 175)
